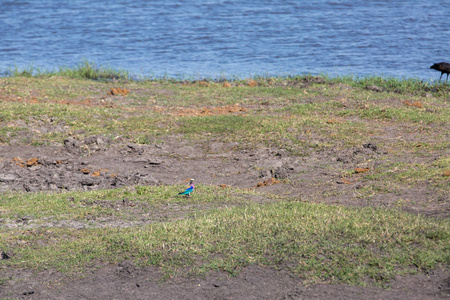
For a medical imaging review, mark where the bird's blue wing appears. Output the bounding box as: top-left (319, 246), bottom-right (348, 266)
top-left (179, 186), bottom-right (194, 195)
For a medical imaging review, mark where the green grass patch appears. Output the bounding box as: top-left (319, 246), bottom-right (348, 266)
top-left (1, 193), bottom-right (448, 286)
top-left (328, 74), bottom-right (450, 95)
top-left (343, 105), bottom-right (449, 124)
top-left (0, 185), bottom-right (251, 222)
top-left (364, 158), bottom-right (450, 188)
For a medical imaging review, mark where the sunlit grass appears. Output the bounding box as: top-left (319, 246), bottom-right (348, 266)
top-left (1, 189), bottom-right (448, 286)
top-left (0, 185), bottom-right (252, 221)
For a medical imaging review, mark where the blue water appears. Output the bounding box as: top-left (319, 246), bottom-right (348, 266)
top-left (0, 0), bottom-right (449, 80)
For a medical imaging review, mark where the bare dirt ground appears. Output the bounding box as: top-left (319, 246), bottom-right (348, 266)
top-left (1, 136), bottom-right (449, 299)
top-left (2, 263), bottom-right (449, 300)
top-left (1, 134), bottom-right (448, 217)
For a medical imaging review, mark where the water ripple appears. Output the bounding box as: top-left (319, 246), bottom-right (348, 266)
top-left (0, 0), bottom-right (448, 79)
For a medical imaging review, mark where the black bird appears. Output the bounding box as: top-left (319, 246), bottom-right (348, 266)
top-left (430, 62), bottom-right (450, 82)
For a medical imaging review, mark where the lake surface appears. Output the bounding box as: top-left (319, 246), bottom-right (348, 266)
top-left (0, 0), bottom-right (449, 80)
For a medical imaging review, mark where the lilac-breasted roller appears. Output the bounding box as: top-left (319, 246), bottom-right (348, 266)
top-left (178, 179), bottom-right (195, 197)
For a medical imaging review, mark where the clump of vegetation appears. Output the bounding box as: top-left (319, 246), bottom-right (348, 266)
top-left (56, 60), bottom-right (130, 81)
top-left (7, 60), bottom-right (130, 81)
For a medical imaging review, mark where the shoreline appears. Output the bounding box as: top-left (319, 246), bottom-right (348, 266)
top-left (2, 60), bottom-right (449, 86)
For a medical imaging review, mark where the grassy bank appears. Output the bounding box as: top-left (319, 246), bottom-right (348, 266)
top-left (5, 60), bottom-right (450, 92)
top-left (0, 64), bottom-right (449, 288)
top-left (1, 69), bottom-right (449, 148)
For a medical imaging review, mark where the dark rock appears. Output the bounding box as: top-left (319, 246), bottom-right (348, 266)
top-left (22, 291), bottom-right (35, 296)
top-left (148, 159), bottom-right (164, 165)
top-left (363, 143), bottom-right (378, 152)
top-left (1, 251), bottom-right (10, 260)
